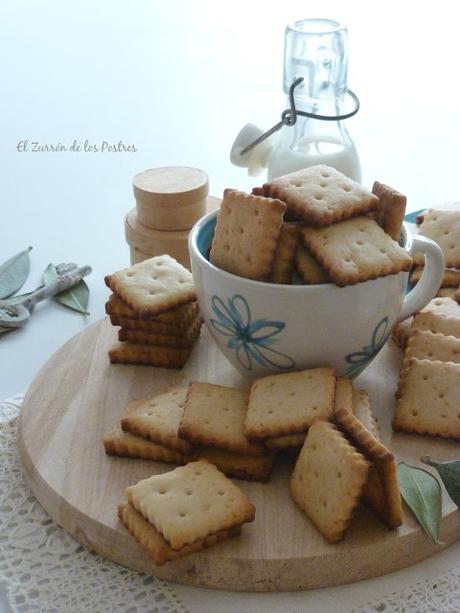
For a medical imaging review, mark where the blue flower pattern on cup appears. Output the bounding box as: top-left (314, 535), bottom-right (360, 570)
top-left (344, 317), bottom-right (390, 377)
top-left (209, 294), bottom-right (296, 371)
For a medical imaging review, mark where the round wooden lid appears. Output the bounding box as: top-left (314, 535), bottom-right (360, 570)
top-left (133, 166), bottom-right (209, 206)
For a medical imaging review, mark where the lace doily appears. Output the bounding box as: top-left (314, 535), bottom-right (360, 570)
top-left (0, 396), bottom-right (187, 613)
top-left (1, 395), bottom-right (460, 613)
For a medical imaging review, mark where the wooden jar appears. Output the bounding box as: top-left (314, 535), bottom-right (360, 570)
top-left (133, 166), bottom-right (209, 231)
top-left (125, 166), bottom-right (218, 269)
top-left (125, 195), bottom-right (220, 269)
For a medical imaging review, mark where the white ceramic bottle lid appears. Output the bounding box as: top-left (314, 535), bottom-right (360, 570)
top-left (133, 166), bottom-right (209, 231)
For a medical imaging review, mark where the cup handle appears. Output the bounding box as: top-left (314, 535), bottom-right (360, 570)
top-left (398, 232), bottom-right (445, 322)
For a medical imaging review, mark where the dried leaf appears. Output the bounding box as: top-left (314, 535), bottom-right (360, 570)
top-left (422, 455), bottom-right (460, 508)
top-left (397, 462), bottom-right (442, 544)
top-left (0, 247), bottom-right (32, 299)
top-left (43, 264), bottom-right (90, 314)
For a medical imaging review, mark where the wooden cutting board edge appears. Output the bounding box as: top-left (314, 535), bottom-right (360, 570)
top-left (16, 319), bottom-right (460, 592)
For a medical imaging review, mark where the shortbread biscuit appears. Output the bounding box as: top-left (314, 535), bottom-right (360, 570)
top-left (244, 368), bottom-right (336, 440)
top-left (103, 422), bottom-right (185, 464)
top-left (210, 189), bottom-right (285, 281)
top-left (264, 433), bottom-right (306, 450)
top-left (104, 255), bottom-right (196, 316)
top-left (372, 181), bottom-right (406, 241)
top-left (118, 503), bottom-right (240, 565)
top-left (411, 297), bottom-right (460, 338)
top-left (403, 329), bottom-right (460, 368)
top-left (188, 446), bottom-right (275, 482)
top-left (333, 377), bottom-right (353, 414)
top-left (391, 317), bottom-right (414, 349)
top-left (410, 267), bottom-right (460, 288)
top-left (352, 389), bottom-right (381, 440)
top-left (295, 243), bottom-right (329, 284)
top-left (414, 209), bottom-right (460, 268)
top-left (334, 407), bottom-right (402, 528)
top-left (106, 294), bottom-right (199, 326)
top-left (108, 342), bottom-right (191, 368)
top-left (301, 217), bottom-right (413, 287)
top-left (290, 420), bottom-right (369, 542)
top-left (393, 358), bottom-right (460, 440)
top-left (118, 316), bottom-right (202, 348)
top-left (262, 165), bottom-right (379, 227)
top-left (126, 460), bottom-right (256, 550)
top-left (121, 389), bottom-right (191, 454)
top-left (269, 223), bottom-right (299, 284)
top-left (179, 383), bottom-right (265, 456)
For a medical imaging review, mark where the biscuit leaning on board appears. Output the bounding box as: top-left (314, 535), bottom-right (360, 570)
top-left (333, 379), bottom-right (402, 529)
top-left (119, 459), bottom-right (256, 564)
top-left (290, 419), bottom-right (370, 543)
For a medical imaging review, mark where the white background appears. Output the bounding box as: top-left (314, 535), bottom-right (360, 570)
top-left (1, 2), bottom-right (460, 611)
top-left (2, 1), bottom-right (460, 399)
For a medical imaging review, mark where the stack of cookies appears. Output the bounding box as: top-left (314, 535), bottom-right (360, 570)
top-left (393, 296), bottom-right (460, 440)
top-left (118, 460), bottom-right (256, 565)
top-left (210, 166), bottom-right (412, 287)
top-left (104, 254), bottom-right (202, 368)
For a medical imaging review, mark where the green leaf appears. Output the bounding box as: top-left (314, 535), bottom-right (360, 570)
top-left (397, 462), bottom-right (442, 544)
top-left (43, 264), bottom-right (90, 314)
top-left (422, 455), bottom-right (460, 508)
top-left (0, 247), bottom-right (32, 299)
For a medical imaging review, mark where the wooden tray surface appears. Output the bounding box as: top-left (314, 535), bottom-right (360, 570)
top-left (17, 317), bottom-right (460, 591)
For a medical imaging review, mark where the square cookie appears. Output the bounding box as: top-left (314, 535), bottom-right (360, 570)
top-left (335, 403), bottom-right (402, 529)
top-left (244, 368), bottom-right (336, 439)
top-left (372, 181), bottom-right (407, 241)
top-left (301, 217), bottom-right (412, 286)
top-left (118, 502), bottom-right (240, 565)
top-left (269, 223), bottom-right (299, 284)
top-left (108, 342), bottom-right (191, 368)
top-left (393, 358), bottom-right (460, 440)
top-left (290, 420), bottom-right (369, 542)
top-left (415, 209), bottom-right (460, 268)
top-left (403, 329), bottom-right (460, 368)
top-left (106, 294), bottom-right (199, 326)
top-left (210, 189), bottom-right (286, 281)
top-left (105, 255), bottom-right (196, 317)
top-left (262, 165), bottom-right (379, 227)
top-left (179, 382), bottom-right (265, 456)
top-left (411, 297), bottom-right (460, 338)
top-left (121, 389), bottom-right (191, 454)
top-left (103, 421), bottom-right (185, 465)
top-left (188, 446), bottom-right (275, 482)
top-left (126, 459), bottom-right (256, 550)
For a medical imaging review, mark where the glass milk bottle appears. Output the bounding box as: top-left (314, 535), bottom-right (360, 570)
top-left (268, 18), bottom-right (361, 181)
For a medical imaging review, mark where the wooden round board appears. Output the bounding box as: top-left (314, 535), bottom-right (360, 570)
top-left (18, 317), bottom-right (460, 591)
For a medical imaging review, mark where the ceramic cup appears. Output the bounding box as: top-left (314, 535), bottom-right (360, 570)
top-left (189, 210), bottom-right (445, 378)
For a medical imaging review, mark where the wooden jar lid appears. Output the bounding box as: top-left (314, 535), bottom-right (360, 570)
top-left (133, 166), bottom-right (209, 231)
